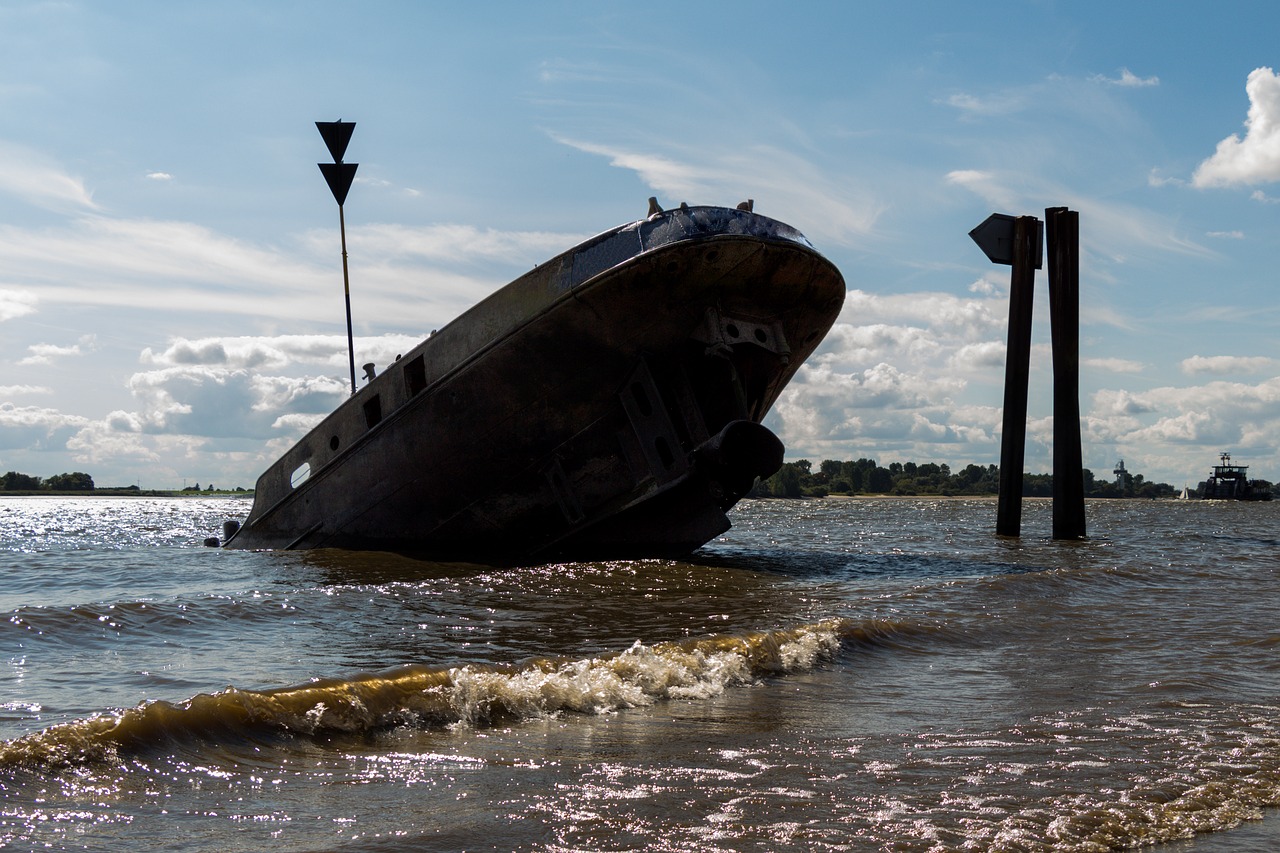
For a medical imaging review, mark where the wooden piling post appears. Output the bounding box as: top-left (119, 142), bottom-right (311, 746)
top-left (995, 216), bottom-right (1040, 537)
top-left (1046, 207), bottom-right (1086, 539)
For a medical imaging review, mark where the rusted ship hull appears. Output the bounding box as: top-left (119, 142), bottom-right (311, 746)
top-left (224, 205), bottom-right (845, 560)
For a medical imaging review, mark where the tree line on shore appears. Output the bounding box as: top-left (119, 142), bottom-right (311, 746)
top-left (749, 458), bottom-right (1186, 499)
top-left (1, 471), bottom-right (95, 491)
top-left (3, 461), bottom-right (1236, 500)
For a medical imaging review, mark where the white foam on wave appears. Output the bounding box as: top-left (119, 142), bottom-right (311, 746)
top-left (1, 620), bottom-right (848, 767)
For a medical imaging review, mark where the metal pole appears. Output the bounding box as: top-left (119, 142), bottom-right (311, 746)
top-left (316, 120), bottom-right (359, 396)
top-left (995, 215), bottom-right (1039, 537)
top-left (339, 203), bottom-right (356, 396)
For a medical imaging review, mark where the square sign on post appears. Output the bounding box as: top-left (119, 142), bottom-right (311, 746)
top-left (971, 212), bottom-right (1041, 537)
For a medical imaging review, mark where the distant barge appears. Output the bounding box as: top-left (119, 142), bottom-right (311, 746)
top-left (1199, 453), bottom-right (1272, 501)
top-left (224, 202), bottom-right (846, 560)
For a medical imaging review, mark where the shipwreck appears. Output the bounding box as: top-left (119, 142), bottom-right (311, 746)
top-left (223, 200), bottom-right (846, 560)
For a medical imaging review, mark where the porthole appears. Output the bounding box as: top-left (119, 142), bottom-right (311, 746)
top-left (290, 462), bottom-right (312, 489)
top-left (329, 435), bottom-right (340, 451)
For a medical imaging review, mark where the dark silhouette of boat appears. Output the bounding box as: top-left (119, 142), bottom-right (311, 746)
top-left (223, 201), bottom-right (846, 560)
top-left (1198, 452), bottom-right (1272, 501)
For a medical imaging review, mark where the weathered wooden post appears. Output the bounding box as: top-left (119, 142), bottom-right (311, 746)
top-left (970, 213), bottom-right (1042, 537)
top-left (1046, 207), bottom-right (1086, 539)
top-left (316, 120), bottom-right (360, 396)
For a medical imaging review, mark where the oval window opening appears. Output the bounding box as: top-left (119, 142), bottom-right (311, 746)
top-left (290, 462), bottom-right (312, 489)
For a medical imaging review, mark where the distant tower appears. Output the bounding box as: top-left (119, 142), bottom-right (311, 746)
top-left (1113, 459), bottom-right (1127, 495)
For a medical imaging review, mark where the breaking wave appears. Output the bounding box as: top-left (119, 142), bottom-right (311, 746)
top-left (0, 618), bottom-right (898, 769)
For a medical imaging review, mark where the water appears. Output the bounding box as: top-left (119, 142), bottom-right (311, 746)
top-left (2, 495), bottom-right (1279, 851)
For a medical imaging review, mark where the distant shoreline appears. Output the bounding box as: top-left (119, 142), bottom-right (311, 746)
top-left (0, 491), bottom-right (253, 498)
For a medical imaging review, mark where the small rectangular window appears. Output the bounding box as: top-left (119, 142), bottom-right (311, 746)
top-left (404, 354), bottom-right (427, 397)
top-left (363, 395), bottom-right (382, 429)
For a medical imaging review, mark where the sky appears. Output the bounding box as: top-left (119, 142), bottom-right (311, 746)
top-left (1, 1), bottom-right (1278, 491)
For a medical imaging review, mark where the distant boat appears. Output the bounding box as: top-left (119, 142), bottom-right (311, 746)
top-left (1197, 453), bottom-right (1272, 501)
top-left (224, 202), bottom-right (846, 560)
top-left (1178, 485), bottom-right (1190, 500)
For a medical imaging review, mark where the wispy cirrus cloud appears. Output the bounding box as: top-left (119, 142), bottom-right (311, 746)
top-left (945, 169), bottom-right (1212, 262)
top-left (0, 212), bottom-right (582, 332)
top-left (546, 133), bottom-right (882, 245)
top-left (943, 91), bottom-right (1026, 117)
top-left (0, 142), bottom-right (98, 212)
top-left (945, 169), bottom-right (1021, 211)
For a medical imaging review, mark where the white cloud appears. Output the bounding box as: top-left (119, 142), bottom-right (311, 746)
top-left (0, 142), bottom-right (98, 212)
top-left (1084, 357), bottom-right (1145, 374)
top-left (146, 172), bottom-right (173, 181)
top-left (1193, 67), bottom-right (1280, 188)
top-left (1091, 68), bottom-right (1159, 88)
top-left (0, 288), bottom-right (38, 322)
top-left (122, 365), bottom-right (347, 439)
top-left (65, 420), bottom-right (165, 466)
top-left (1092, 388), bottom-right (1159, 417)
top-left (0, 385), bottom-right (51, 396)
top-left (839, 289), bottom-right (1006, 341)
top-left (944, 91), bottom-right (1025, 117)
top-left (141, 333), bottom-right (424, 372)
top-left (18, 342), bottom-right (85, 366)
top-left (1181, 354), bottom-right (1277, 375)
top-left (1206, 230), bottom-right (1245, 239)
top-left (949, 341), bottom-right (1007, 371)
top-left (967, 274), bottom-right (1003, 297)
top-left (15, 334), bottom-right (95, 366)
top-left (0, 402), bottom-right (89, 451)
top-left (1148, 169), bottom-right (1184, 188)
top-left (1081, 376), bottom-right (1280, 484)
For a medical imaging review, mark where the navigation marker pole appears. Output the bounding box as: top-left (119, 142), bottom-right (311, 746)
top-left (316, 120), bottom-right (360, 396)
top-left (970, 212), bottom-right (1042, 537)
